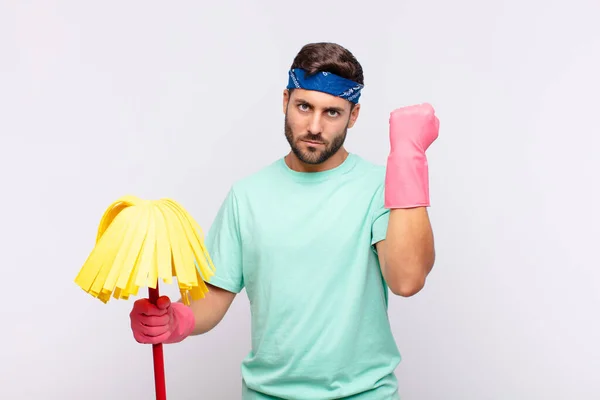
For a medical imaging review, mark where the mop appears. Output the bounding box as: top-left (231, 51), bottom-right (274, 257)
top-left (74, 195), bottom-right (216, 399)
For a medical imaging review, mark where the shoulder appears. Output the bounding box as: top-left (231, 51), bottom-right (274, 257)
top-left (348, 153), bottom-right (386, 186)
top-left (347, 154), bottom-right (389, 213)
top-left (228, 158), bottom-right (284, 196)
top-left (210, 160), bottom-right (282, 219)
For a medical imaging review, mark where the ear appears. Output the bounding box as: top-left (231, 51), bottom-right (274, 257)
top-left (283, 89), bottom-right (291, 114)
top-left (347, 103), bottom-right (361, 129)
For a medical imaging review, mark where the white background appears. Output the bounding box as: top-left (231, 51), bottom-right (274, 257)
top-left (1, 0), bottom-right (599, 399)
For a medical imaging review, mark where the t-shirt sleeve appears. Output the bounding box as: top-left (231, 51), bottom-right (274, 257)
top-left (203, 187), bottom-right (244, 293)
top-left (370, 182), bottom-right (390, 249)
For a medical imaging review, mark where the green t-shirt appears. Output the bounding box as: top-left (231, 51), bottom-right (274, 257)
top-left (205, 153), bottom-right (402, 399)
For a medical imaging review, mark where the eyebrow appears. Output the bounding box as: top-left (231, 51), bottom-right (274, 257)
top-left (294, 98), bottom-right (346, 113)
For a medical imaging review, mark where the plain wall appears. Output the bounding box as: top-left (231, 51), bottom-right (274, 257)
top-left (1, 0), bottom-right (599, 399)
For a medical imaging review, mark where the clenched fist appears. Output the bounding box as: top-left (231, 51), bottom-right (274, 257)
top-left (385, 103), bottom-right (440, 208)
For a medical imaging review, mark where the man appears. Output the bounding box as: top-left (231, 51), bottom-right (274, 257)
top-left (130, 42), bottom-right (439, 399)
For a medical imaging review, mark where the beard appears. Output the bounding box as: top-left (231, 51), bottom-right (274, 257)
top-left (284, 114), bottom-right (349, 165)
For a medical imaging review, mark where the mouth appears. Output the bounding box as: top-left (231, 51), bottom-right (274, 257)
top-left (301, 139), bottom-right (325, 146)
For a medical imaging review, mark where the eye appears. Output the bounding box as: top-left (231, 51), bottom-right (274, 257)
top-left (327, 109), bottom-right (340, 117)
top-left (298, 103), bottom-right (310, 112)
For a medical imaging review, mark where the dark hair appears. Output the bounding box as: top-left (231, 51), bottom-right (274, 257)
top-left (290, 42), bottom-right (364, 85)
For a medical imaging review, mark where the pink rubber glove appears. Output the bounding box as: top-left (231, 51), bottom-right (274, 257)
top-left (385, 103), bottom-right (440, 208)
top-left (129, 296), bottom-right (195, 345)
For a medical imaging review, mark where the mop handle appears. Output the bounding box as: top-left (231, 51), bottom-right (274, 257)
top-left (148, 284), bottom-right (167, 400)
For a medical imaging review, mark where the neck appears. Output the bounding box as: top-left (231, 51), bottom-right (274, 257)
top-left (285, 148), bottom-right (349, 173)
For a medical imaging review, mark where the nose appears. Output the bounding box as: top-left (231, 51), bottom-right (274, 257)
top-left (307, 113), bottom-right (323, 135)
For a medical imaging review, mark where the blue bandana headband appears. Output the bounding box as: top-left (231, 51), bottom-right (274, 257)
top-left (286, 68), bottom-right (364, 104)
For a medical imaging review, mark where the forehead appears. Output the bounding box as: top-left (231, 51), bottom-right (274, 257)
top-left (290, 88), bottom-right (351, 111)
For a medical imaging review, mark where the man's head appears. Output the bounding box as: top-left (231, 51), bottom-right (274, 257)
top-left (283, 42), bottom-right (364, 166)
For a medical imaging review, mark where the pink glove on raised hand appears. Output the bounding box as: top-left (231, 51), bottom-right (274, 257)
top-left (385, 103), bottom-right (440, 209)
top-left (130, 296), bottom-right (195, 345)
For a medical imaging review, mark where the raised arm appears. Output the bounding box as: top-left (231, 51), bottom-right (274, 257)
top-left (377, 103), bottom-right (439, 297)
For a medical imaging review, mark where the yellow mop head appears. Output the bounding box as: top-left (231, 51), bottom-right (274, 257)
top-left (74, 195), bottom-right (216, 305)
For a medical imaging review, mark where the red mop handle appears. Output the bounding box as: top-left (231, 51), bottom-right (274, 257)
top-left (148, 284), bottom-right (167, 400)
